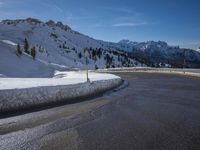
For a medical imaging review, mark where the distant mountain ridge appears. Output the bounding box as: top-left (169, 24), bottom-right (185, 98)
top-left (113, 39), bottom-right (200, 68)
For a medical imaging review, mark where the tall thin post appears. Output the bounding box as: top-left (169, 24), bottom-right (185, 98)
top-left (84, 48), bottom-right (90, 82)
top-left (86, 56), bottom-right (89, 82)
top-left (183, 49), bottom-right (186, 68)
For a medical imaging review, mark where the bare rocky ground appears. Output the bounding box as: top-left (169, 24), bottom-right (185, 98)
top-left (0, 72), bottom-right (200, 150)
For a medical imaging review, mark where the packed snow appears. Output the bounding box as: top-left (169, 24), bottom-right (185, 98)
top-left (0, 71), bottom-right (120, 90)
top-left (0, 71), bottom-right (122, 113)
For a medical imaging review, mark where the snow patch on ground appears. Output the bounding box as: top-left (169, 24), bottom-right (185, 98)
top-left (1, 40), bottom-right (17, 46)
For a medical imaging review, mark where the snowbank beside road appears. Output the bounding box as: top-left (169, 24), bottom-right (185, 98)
top-left (0, 72), bottom-right (122, 113)
top-left (97, 67), bottom-right (200, 78)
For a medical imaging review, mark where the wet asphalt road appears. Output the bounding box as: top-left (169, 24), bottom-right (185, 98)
top-left (1, 72), bottom-right (200, 150)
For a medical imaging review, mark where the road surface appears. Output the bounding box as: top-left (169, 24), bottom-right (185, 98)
top-left (0, 72), bottom-right (200, 150)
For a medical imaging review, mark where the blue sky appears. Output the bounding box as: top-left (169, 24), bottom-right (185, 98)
top-left (0, 0), bottom-right (200, 49)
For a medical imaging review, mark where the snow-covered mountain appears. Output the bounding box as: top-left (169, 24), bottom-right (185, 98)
top-left (104, 39), bottom-right (200, 68)
top-left (0, 18), bottom-right (200, 77)
top-left (0, 18), bottom-right (143, 77)
top-left (118, 40), bottom-right (169, 51)
top-left (197, 47), bottom-right (200, 52)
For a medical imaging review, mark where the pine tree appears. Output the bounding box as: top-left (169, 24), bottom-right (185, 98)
top-left (95, 65), bottom-right (98, 70)
top-left (24, 38), bottom-right (29, 54)
top-left (105, 54), bottom-right (113, 68)
top-left (97, 48), bottom-right (102, 59)
top-left (17, 44), bottom-right (22, 55)
top-left (31, 46), bottom-right (36, 59)
top-left (92, 49), bottom-right (97, 61)
top-left (78, 52), bottom-right (82, 59)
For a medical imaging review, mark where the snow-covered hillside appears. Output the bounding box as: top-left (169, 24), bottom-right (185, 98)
top-left (0, 40), bottom-right (58, 77)
top-left (0, 18), bottom-right (143, 77)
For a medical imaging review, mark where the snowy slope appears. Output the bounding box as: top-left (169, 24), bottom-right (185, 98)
top-left (0, 41), bottom-right (58, 77)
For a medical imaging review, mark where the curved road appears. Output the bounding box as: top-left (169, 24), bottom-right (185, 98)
top-left (1, 72), bottom-right (200, 150)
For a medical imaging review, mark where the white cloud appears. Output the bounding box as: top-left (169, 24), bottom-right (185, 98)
top-left (112, 22), bottom-right (147, 27)
top-left (66, 15), bottom-right (96, 21)
top-left (102, 6), bottom-right (132, 13)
